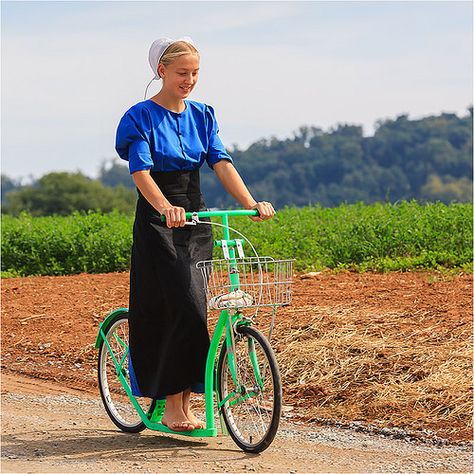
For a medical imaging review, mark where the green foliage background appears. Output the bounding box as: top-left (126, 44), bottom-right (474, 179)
top-left (2, 172), bottom-right (135, 216)
top-left (204, 109), bottom-right (473, 208)
top-left (2, 202), bottom-right (472, 277)
top-left (2, 110), bottom-right (471, 277)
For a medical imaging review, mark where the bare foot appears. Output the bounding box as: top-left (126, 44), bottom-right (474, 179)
top-left (185, 409), bottom-right (205, 429)
top-left (161, 409), bottom-right (194, 432)
top-left (182, 389), bottom-right (205, 429)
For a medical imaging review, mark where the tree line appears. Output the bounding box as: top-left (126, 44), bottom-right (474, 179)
top-left (2, 107), bottom-right (472, 215)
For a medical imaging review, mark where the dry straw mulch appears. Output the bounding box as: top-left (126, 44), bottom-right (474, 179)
top-left (268, 303), bottom-right (472, 441)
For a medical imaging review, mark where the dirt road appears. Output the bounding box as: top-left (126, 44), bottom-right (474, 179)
top-left (1, 373), bottom-right (471, 473)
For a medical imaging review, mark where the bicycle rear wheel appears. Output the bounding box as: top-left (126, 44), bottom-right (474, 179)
top-left (217, 325), bottom-right (282, 453)
top-left (97, 312), bottom-right (154, 432)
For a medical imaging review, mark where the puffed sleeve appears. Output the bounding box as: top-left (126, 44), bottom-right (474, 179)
top-left (115, 107), bottom-right (153, 174)
top-left (205, 105), bottom-right (233, 169)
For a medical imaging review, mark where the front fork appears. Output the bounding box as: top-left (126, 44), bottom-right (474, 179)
top-left (216, 313), bottom-right (264, 411)
top-left (224, 312), bottom-right (240, 385)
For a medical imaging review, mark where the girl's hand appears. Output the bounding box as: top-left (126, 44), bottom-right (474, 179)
top-left (250, 201), bottom-right (275, 221)
top-left (159, 205), bottom-right (186, 228)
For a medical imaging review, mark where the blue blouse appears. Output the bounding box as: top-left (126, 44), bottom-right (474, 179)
top-left (115, 99), bottom-right (233, 174)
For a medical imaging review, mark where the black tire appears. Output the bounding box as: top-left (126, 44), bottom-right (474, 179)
top-left (217, 325), bottom-right (282, 453)
top-left (97, 312), bottom-right (155, 433)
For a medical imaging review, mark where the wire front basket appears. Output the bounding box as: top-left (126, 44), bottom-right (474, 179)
top-left (197, 257), bottom-right (294, 310)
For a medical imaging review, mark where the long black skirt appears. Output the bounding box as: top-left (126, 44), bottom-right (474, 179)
top-left (128, 170), bottom-right (212, 398)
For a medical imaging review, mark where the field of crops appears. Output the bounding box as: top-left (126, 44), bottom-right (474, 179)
top-left (2, 201), bottom-right (472, 277)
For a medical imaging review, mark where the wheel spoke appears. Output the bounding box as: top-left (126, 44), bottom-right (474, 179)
top-left (98, 315), bottom-right (152, 432)
top-left (218, 326), bottom-right (281, 451)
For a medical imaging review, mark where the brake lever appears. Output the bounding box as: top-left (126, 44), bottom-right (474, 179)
top-left (184, 212), bottom-right (200, 226)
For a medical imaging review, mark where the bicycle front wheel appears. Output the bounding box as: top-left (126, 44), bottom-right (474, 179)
top-left (97, 312), bottom-right (154, 433)
top-left (217, 325), bottom-right (282, 453)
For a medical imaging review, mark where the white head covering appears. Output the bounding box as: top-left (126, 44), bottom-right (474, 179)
top-left (148, 36), bottom-right (195, 79)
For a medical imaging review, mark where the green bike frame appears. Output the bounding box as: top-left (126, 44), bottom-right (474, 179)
top-left (96, 209), bottom-right (259, 437)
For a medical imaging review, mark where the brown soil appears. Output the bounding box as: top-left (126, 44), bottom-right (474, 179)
top-left (1, 271), bottom-right (472, 443)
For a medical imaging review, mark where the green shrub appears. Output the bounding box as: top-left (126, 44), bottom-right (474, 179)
top-left (1, 201), bottom-right (472, 276)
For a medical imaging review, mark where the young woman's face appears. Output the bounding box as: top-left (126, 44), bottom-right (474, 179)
top-left (159, 54), bottom-right (200, 99)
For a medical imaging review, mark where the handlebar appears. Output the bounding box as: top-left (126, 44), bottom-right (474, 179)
top-left (160, 209), bottom-right (259, 222)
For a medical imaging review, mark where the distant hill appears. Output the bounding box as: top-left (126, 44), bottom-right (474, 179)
top-left (199, 107), bottom-right (472, 208)
top-left (2, 107), bottom-right (472, 213)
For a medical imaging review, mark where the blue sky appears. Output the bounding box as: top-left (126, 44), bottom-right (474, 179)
top-left (2, 1), bottom-right (472, 180)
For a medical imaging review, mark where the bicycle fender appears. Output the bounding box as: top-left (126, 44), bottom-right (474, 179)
top-left (94, 308), bottom-right (129, 349)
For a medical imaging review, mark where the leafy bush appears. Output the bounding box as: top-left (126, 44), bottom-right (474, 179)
top-left (1, 210), bottom-right (133, 276)
top-left (3, 172), bottom-right (136, 215)
top-left (218, 201), bottom-right (472, 271)
top-left (1, 202), bottom-right (472, 276)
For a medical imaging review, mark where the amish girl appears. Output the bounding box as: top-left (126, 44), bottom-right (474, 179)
top-left (115, 37), bottom-right (274, 432)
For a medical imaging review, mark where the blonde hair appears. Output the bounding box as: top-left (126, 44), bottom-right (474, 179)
top-left (160, 41), bottom-right (199, 68)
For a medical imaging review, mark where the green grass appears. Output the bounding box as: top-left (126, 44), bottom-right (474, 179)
top-left (1, 210), bottom-right (133, 276)
top-left (1, 201), bottom-right (472, 277)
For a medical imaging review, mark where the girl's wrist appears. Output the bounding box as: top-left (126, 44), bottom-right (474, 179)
top-left (155, 200), bottom-right (172, 214)
top-left (244, 199), bottom-right (257, 210)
